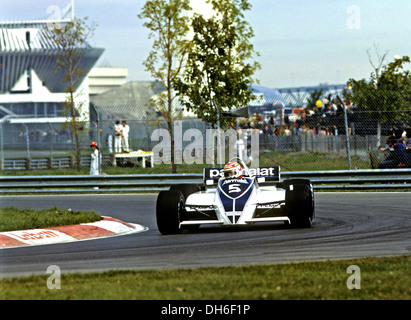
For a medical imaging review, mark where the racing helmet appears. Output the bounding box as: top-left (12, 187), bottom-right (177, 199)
top-left (223, 162), bottom-right (242, 179)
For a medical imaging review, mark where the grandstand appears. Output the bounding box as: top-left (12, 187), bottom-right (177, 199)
top-left (0, 1), bottom-right (104, 124)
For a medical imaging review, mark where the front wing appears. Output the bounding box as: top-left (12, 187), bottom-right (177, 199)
top-left (182, 188), bottom-right (290, 227)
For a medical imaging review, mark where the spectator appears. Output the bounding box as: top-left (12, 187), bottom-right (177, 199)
top-left (403, 127), bottom-right (411, 166)
top-left (378, 135), bottom-right (408, 168)
top-left (90, 141), bottom-right (102, 190)
top-left (318, 127), bottom-right (327, 136)
top-left (268, 114), bottom-right (275, 126)
top-left (404, 125), bottom-right (411, 140)
top-left (332, 125), bottom-right (338, 136)
top-left (121, 120), bottom-right (130, 153)
top-left (343, 81), bottom-right (353, 100)
top-left (262, 124), bottom-right (273, 135)
top-left (283, 124), bottom-right (291, 136)
top-left (90, 141), bottom-right (102, 176)
top-left (284, 114), bottom-right (289, 126)
top-left (107, 133), bottom-right (113, 153)
top-left (380, 135), bottom-right (395, 151)
top-left (389, 124), bottom-right (403, 140)
top-left (114, 120), bottom-right (122, 153)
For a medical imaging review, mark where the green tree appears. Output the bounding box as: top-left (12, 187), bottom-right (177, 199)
top-left (173, 0), bottom-right (260, 128)
top-left (138, 0), bottom-right (192, 173)
top-left (44, 17), bottom-right (97, 171)
top-left (349, 55), bottom-right (411, 144)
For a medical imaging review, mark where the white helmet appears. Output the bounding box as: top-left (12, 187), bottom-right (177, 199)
top-left (223, 162), bottom-right (242, 179)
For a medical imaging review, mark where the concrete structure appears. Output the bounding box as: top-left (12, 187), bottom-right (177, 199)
top-left (0, 3), bottom-right (104, 124)
top-left (88, 67), bottom-right (128, 96)
top-left (277, 83), bottom-right (346, 107)
top-left (90, 81), bottom-right (165, 121)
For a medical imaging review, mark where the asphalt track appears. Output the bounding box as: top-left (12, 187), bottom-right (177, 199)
top-left (0, 192), bottom-right (410, 278)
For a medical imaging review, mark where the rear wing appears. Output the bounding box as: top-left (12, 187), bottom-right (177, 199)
top-left (203, 167), bottom-right (281, 185)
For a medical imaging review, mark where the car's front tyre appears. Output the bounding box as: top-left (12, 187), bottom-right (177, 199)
top-left (169, 184), bottom-right (200, 200)
top-left (156, 189), bottom-right (185, 234)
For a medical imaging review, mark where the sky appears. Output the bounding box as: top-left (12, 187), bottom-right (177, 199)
top-left (1, 0), bottom-right (411, 89)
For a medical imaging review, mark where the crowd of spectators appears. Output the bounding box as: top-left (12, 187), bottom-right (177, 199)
top-left (18, 128), bottom-right (73, 144)
top-left (378, 125), bottom-right (411, 168)
top-left (236, 96), bottom-right (354, 140)
top-left (233, 91), bottom-right (411, 169)
top-left (16, 121), bottom-right (103, 145)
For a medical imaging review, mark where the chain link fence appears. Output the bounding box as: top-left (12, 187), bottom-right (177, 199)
top-left (1, 92), bottom-right (410, 174)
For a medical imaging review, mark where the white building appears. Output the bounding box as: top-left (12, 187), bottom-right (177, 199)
top-left (0, 18), bottom-right (103, 124)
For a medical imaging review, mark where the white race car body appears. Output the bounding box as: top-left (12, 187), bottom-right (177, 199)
top-left (156, 160), bottom-right (315, 234)
top-left (183, 168), bottom-right (290, 227)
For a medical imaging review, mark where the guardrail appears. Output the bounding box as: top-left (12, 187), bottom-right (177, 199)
top-left (1, 169), bottom-right (411, 194)
top-left (1, 155), bottom-right (113, 171)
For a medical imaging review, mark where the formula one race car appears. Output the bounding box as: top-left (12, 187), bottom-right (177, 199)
top-left (156, 158), bottom-right (315, 234)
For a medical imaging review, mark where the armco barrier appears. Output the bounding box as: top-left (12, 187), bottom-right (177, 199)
top-left (1, 169), bottom-right (411, 194)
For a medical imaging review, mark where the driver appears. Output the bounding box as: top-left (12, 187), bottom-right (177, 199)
top-left (223, 161), bottom-right (243, 179)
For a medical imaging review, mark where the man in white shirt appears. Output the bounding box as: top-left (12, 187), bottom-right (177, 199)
top-left (114, 120), bottom-right (122, 153)
top-left (121, 120), bottom-right (130, 152)
top-left (90, 141), bottom-right (102, 190)
top-left (90, 141), bottom-right (101, 175)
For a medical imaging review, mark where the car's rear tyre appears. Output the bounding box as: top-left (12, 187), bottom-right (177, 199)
top-left (156, 189), bottom-right (185, 235)
top-left (284, 179), bottom-right (315, 228)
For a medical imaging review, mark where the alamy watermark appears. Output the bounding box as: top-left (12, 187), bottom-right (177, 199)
top-left (46, 5), bottom-right (63, 30)
top-left (151, 121), bottom-right (260, 167)
top-left (346, 265), bottom-right (361, 289)
top-left (346, 5), bottom-right (361, 30)
top-left (47, 265), bottom-right (61, 289)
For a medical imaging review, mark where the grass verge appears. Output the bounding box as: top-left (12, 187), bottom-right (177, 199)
top-left (0, 206), bottom-right (102, 232)
top-left (1, 255), bottom-right (410, 300)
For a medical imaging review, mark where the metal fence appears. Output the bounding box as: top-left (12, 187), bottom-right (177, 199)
top-left (1, 93), bottom-right (411, 174)
top-left (1, 168), bottom-right (411, 194)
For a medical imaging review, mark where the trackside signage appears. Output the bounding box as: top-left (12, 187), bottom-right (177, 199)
top-left (0, 217), bottom-right (147, 249)
top-left (204, 166), bottom-right (280, 182)
top-left (5, 229), bottom-right (76, 245)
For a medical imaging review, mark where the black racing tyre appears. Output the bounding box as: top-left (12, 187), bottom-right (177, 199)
top-left (284, 179), bottom-right (315, 228)
top-left (169, 184), bottom-right (200, 200)
top-left (282, 179), bottom-right (311, 189)
top-left (169, 184), bottom-right (202, 231)
top-left (156, 189), bottom-right (185, 235)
